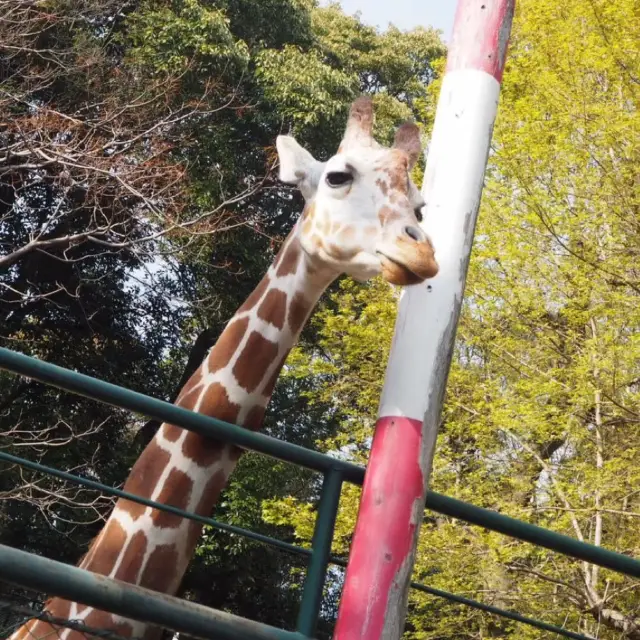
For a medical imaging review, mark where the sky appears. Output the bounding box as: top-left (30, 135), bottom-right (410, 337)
top-left (323, 0), bottom-right (458, 41)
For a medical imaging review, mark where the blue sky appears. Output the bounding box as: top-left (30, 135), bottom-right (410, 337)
top-left (323, 0), bottom-right (457, 41)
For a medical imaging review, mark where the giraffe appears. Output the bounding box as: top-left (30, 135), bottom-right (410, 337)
top-left (12, 97), bottom-right (438, 640)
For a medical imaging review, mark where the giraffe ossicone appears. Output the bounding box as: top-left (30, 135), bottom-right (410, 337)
top-left (11, 96), bottom-right (437, 640)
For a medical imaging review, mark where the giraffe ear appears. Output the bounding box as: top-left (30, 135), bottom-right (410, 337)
top-left (276, 135), bottom-right (325, 200)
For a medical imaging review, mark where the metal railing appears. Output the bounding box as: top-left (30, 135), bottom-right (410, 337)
top-left (1, 346), bottom-right (638, 640)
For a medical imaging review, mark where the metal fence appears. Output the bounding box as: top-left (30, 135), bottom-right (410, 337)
top-left (1, 346), bottom-right (638, 640)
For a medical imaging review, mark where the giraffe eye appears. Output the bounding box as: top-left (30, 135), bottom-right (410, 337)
top-left (414, 207), bottom-right (424, 222)
top-left (326, 171), bottom-right (353, 188)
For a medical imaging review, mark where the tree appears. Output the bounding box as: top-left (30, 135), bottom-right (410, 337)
top-left (0, 0), bottom-right (445, 635)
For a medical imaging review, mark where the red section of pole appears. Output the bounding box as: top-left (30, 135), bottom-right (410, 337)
top-left (331, 417), bottom-right (425, 638)
top-left (333, 2), bottom-right (515, 639)
top-left (446, 0), bottom-right (514, 81)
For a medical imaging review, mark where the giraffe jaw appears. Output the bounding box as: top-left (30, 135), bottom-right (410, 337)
top-left (377, 253), bottom-right (424, 286)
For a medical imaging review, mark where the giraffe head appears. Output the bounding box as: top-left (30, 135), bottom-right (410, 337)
top-left (276, 96), bottom-right (438, 286)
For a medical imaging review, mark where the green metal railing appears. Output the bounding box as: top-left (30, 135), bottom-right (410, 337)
top-left (0, 346), bottom-right (638, 639)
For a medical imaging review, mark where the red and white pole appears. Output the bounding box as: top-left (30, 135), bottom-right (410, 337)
top-left (333, 2), bottom-right (515, 638)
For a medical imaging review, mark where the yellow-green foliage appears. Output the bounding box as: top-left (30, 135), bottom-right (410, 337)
top-left (264, 0), bottom-right (640, 637)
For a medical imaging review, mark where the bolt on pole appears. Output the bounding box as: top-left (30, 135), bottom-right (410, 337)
top-left (333, 1), bottom-right (516, 638)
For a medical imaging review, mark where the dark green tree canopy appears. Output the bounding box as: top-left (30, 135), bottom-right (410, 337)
top-left (0, 1), bottom-right (444, 635)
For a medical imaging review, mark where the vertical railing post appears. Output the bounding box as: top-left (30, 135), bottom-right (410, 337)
top-left (333, 2), bottom-right (515, 638)
top-left (297, 468), bottom-right (343, 637)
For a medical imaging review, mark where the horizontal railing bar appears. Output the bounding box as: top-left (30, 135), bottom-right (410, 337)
top-left (0, 347), bottom-right (365, 484)
top-left (0, 544), bottom-right (306, 640)
top-left (0, 450), bottom-right (310, 560)
top-left (408, 583), bottom-right (594, 640)
top-left (2, 347), bottom-right (639, 579)
top-left (426, 493), bottom-right (640, 579)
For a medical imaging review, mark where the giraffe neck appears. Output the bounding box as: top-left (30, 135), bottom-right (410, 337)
top-left (16, 225), bottom-right (337, 640)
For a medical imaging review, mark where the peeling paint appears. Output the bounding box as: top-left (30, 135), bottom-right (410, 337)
top-left (381, 541), bottom-right (417, 637)
top-left (497, 3), bottom-right (515, 68)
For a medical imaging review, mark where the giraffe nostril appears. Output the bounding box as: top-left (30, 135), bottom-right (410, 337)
top-left (404, 226), bottom-right (423, 242)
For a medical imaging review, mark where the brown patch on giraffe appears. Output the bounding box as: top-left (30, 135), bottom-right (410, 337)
top-left (113, 530), bottom-right (147, 581)
top-left (302, 201), bottom-right (316, 220)
top-left (47, 597), bottom-right (83, 623)
top-left (288, 292), bottom-right (312, 336)
top-left (79, 526), bottom-right (104, 571)
top-left (194, 468), bottom-right (230, 517)
top-left (309, 234), bottom-right (324, 253)
top-left (161, 423), bottom-right (183, 443)
top-left (376, 177), bottom-right (389, 195)
top-left (10, 621), bottom-right (29, 639)
top-left (45, 598), bottom-right (72, 616)
top-left (208, 316), bottom-right (249, 373)
top-left (166, 371), bottom-right (204, 447)
top-left (326, 242), bottom-right (358, 261)
top-left (305, 256), bottom-right (334, 282)
top-left (84, 518), bottom-right (127, 576)
top-left (232, 330), bottom-right (280, 393)
top-left (338, 226), bottom-right (356, 243)
top-left (276, 238), bottom-right (301, 277)
top-left (139, 544), bottom-right (180, 593)
top-left (10, 622), bottom-right (27, 639)
top-left (261, 352), bottom-right (289, 397)
top-left (301, 203), bottom-right (315, 235)
top-left (197, 381), bottom-right (241, 424)
top-left (151, 468), bottom-right (194, 528)
top-left (121, 440), bottom-right (171, 519)
top-left (14, 616), bottom-right (64, 640)
top-left (378, 205), bottom-right (402, 226)
top-left (257, 288), bottom-right (287, 329)
top-left (305, 258), bottom-right (318, 277)
top-left (238, 275), bottom-right (270, 313)
top-left (365, 226), bottom-right (378, 240)
top-left (182, 383), bottom-right (241, 466)
top-left (243, 405), bottom-right (266, 431)
top-left (228, 444), bottom-right (245, 462)
top-left (317, 214), bottom-right (330, 236)
top-left (175, 385), bottom-right (201, 412)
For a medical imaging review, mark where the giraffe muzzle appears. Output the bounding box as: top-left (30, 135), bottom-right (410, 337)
top-left (377, 230), bottom-right (438, 286)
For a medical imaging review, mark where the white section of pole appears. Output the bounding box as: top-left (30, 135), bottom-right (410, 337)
top-left (378, 69), bottom-right (501, 422)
